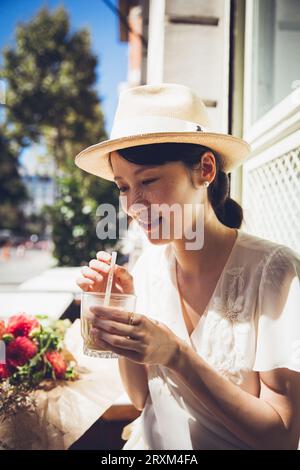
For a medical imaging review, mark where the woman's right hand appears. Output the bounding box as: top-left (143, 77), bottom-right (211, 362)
top-left (76, 251), bottom-right (135, 295)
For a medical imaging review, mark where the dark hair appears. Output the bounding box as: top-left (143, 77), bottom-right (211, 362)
top-left (108, 143), bottom-right (243, 229)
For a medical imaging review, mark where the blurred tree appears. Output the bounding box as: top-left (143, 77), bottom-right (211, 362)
top-left (1, 6), bottom-right (106, 165)
top-left (45, 174), bottom-right (121, 266)
top-left (0, 125), bottom-right (28, 232)
top-left (0, 6), bottom-right (120, 265)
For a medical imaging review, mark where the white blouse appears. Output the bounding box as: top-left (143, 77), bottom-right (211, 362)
top-left (122, 228), bottom-right (300, 450)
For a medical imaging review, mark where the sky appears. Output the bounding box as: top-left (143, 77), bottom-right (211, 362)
top-left (0, 0), bottom-right (128, 172)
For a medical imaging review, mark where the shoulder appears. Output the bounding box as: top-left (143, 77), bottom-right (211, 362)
top-left (259, 242), bottom-right (300, 290)
top-left (254, 239), bottom-right (300, 325)
top-left (237, 230), bottom-right (300, 280)
top-left (237, 229), bottom-right (291, 259)
top-left (252, 238), bottom-right (300, 373)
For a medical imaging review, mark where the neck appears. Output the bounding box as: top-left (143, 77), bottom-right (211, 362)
top-left (171, 207), bottom-right (238, 279)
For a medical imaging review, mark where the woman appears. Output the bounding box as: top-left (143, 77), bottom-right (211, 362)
top-left (75, 83), bottom-right (300, 450)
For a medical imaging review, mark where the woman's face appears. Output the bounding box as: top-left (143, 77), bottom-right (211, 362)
top-left (110, 150), bottom-right (208, 245)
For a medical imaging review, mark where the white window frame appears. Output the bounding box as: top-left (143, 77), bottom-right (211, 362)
top-left (242, 127), bottom-right (300, 247)
top-left (242, 127), bottom-right (300, 202)
top-left (243, 0), bottom-right (300, 154)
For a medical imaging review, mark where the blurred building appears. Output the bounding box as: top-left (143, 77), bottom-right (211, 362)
top-left (20, 173), bottom-right (56, 217)
top-left (19, 146), bottom-right (57, 217)
top-left (118, 0), bottom-right (300, 253)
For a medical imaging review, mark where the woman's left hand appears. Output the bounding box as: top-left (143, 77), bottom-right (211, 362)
top-left (87, 306), bottom-right (181, 368)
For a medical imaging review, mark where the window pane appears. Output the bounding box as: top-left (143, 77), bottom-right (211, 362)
top-left (251, 0), bottom-right (300, 123)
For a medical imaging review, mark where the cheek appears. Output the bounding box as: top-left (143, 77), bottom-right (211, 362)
top-left (119, 190), bottom-right (151, 215)
top-left (119, 195), bottom-right (128, 213)
top-left (147, 183), bottom-right (189, 225)
top-left (151, 180), bottom-right (189, 206)
top-left (118, 180), bottom-right (191, 214)
top-left (147, 187), bottom-right (168, 204)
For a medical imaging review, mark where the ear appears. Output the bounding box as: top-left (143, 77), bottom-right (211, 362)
top-left (192, 151), bottom-right (216, 187)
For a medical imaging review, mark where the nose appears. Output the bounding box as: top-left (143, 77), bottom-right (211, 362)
top-left (129, 203), bottom-right (151, 221)
top-left (121, 191), bottom-right (150, 220)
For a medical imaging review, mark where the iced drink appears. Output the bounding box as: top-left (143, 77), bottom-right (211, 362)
top-left (80, 292), bottom-right (137, 358)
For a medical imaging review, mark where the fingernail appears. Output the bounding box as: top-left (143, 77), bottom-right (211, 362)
top-left (91, 328), bottom-right (98, 336)
top-left (86, 311), bottom-right (95, 321)
top-left (90, 306), bottom-right (105, 316)
top-left (90, 306), bottom-right (98, 314)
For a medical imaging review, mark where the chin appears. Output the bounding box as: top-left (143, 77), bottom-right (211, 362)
top-left (137, 218), bottom-right (179, 245)
top-left (146, 236), bottom-right (171, 246)
top-left (145, 228), bottom-right (176, 245)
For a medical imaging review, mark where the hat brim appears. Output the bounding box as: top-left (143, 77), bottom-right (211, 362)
top-left (74, 132), bottom-right (251, 181)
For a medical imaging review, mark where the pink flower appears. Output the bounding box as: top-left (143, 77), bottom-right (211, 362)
top-left (0, 320), bottom-right (5, 340)
top-left (45, 351), bottom-right (67, 379)
top-left (0, 364), bottom-right (11, 379)
top-left (6, 336), bottom-right (38, 368)
top-left (6, 314), bottom-right (40, 338)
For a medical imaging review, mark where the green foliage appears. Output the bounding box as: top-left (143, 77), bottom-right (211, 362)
top-left (0, 6), bottom-right (120, 262)
top-left (1, 6), bottom-right (106, 160)
top-left (5, 317), bottom-right (76, 388)
top-left (45, 171), bottom-right (119, 266)
top-left (0, 126), bottom-right (28, 231)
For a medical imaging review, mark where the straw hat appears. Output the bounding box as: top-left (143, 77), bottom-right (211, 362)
top-left (75, 83), bottom-right (251, 180)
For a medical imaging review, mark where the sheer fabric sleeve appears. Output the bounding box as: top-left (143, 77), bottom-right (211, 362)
top-left (253, 245), bottom-right (300, 372)
top-left (129, 249), bottom-right (149, 315)
top-left (129, 246), bottom-right (161, 324)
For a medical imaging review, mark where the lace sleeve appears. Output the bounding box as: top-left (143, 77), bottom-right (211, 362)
top-left (253, 245), bottom-right (300, 372)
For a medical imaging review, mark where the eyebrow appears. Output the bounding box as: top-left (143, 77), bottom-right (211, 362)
top-left (113, 166), bottom-right (158, 182)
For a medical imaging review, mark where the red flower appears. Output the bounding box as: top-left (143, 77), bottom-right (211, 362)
top-left (0, 320), bottom-right (5, 340)
top-left (6, 336), bottom-right (38, 368)
top-left (6, 314), bottom-right (40, 338)
top-left (45, 351), bottom-right (67, 379)
top-left (0, 363), bottom-right (11, 379)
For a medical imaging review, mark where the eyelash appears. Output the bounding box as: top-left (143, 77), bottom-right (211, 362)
top-left (118, 178), bottom-right (158, 193)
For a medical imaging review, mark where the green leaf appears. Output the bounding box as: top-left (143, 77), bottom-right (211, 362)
top-left (2, 333), bottom-right (14, 344)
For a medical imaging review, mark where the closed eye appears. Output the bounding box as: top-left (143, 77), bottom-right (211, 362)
top-left (142, 178), bottom-right (158, 186)
top-left (118, 178), bottom-right (158, 193)
top-left (118, 187), bottom-right (127, 193)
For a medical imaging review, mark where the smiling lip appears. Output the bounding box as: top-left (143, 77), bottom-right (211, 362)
top-left (137, 216), bottom-right (163, 231)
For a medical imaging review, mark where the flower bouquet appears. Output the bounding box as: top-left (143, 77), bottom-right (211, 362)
top-left (0, 313), bottom-right (81, 449)
top-left (0, 314), bottom-right (78, 418)
top-left (0, 315), bottom-right (125, 450)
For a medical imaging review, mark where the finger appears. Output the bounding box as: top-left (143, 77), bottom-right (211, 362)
top-left (76, 276), bottom-right (94, 291)
top-left (92, 328), bottom-right (144, 353)
top-left (90, 328), bottom-right (110, 350)
top-left (90, 331), bottom-right (141, 361)
top-left (114, 266), bottom-right (134, 288)
top-left (81, 266), bottom-right (104, 283)
top-left (89, 259), bottom-right (111, 273)
top-left (89, 317), bottom-right (142, 340)
top-left (90, 306), bottom-right (142, 325)
top-left (96, 251), bottom-right (112, 264)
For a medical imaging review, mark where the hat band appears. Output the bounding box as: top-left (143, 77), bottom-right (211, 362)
top-left (110, 116), bottom-right (210, 139)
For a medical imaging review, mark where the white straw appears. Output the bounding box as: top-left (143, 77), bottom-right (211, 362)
top-left (104, 251), bottom-right (117, 306)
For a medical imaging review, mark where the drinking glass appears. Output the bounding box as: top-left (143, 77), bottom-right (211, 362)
top-left (80, 292), bottom-right (137, 358)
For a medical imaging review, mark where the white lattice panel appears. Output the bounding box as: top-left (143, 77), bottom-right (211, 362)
top-left (243, 146), bottom-right (300, 253)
